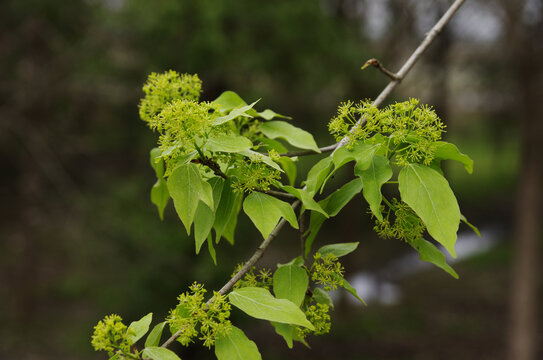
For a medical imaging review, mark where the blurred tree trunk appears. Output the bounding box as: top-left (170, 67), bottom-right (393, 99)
top-left (503, 1), bottom-right (543, 359)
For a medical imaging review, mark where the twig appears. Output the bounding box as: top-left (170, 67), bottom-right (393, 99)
top-left (159, 0), bottom-right (466, 348)
top-left (161, 326), bottom-right (188, 349)
top-left (279, 143), bottom-right (337, 157)
top-left (374, 0), bottom-right (466, 107)
top-left (336, 0), bottom-right (466, 149)
top-left (192, 157), bottom-right (227, 179)
top-left (262, 189), bottom-right (298, 200)
top-left (361, 58), bottom-right (400, 81)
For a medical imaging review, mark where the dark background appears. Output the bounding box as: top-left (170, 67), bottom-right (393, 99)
top-left (1, 0), bottom-right (541, 359)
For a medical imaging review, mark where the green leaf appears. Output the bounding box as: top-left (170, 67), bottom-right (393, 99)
top-left (304, 211), bottom-right (327, 258)
top-left (194, 177), bottom-right (224, 246)
top-left (222, 187), bottom-right (243, 244)
top-left (258, 137), bottom-right (288, 153)
top-left (259, 121), bottom-right (320, 152)
top-left (142, 346), bottom-right (181, 360)
top-left (355, 155), bottom-right (393, 221)
top-left (213, 92), bottom-right (287, 121)
top-left (317, 242), bottom-right (359, 258)
top-left (243, 192), bottom-right (298, 239)
top-left (240, 150), bottom-right (283, 172)
top-left (222, 210), bottom-right (239, 245)
top-left (214, 91), bottom-right (248, 112)
top-left (332, 143), bottom-right (379, 171)
top-left (277, 157), bottom-right (297, 186)
top-left (332, 273), bottom-right (366, 305)
top-left (212, 100), bottom-right (260, 126)
top-left (208, 177), bottom-right (225, 211)
top-left (205, 135), bottom-right (253, 153)
top-left (398, 164), bottom-right (460, 257)
top-left (207, 234), bottom-right (217, 265)
top-left (163, 149), bottom-right (198, 166)
top-left (428, 159), bottom-right (444, 175)
top-left (325, 143), bottom-right (379, 186)
top-left (410, 238), bottom-right (459, 279)
top-left (323, 178), bottom-right (363, 217)
top-left (199, 179), bottom-right (214, 209)
top-left (304, 157), bottom-right (333, 195)
top-left (273, 264), bottom-right (309, 307)
top-left (127, 313), bottom-right (152, 344)
top-left (257, 109), bottom-right (291, 120)
top-left (151, 179), bottom-right (170, 220)
top-left (145, 321), bottom-right (167, 348)
top-left (167, 163), bottom-right (203, 234)
top-left (434, 141), bottom-right (474, 174)
top-left (194, 203), bottom-right (214, 254)
top-left (150, 148), bottom-right (165, 178)
top-left (460, 214), bottom-right (481, 237)
top-left (215, 326), bottom-right (262, 360)
top-left (277, 256), bottom-right (304, 268)
top-left (271, 322), bottom-right (295, 348)
top-left (213, 179), bottom-right (242, 243)
top-left (278, 185), bottom-right (328, 217)
top-left (312, 288), bottom-right (333, 308)
top-left (304, 179), bottom-right (363, 256)
top-left (229, 287), bottom-right (314, 329)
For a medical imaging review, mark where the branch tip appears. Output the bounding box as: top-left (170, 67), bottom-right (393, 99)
top-left (361, 58), bottom-right (400, 81)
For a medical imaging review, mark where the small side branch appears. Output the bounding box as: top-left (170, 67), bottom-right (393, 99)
top-left (262, 189), bottom-right (298, 200)
top-left (336, 0), bottom-right (466, 149)
top-left (361, 58), bottom-right (400, 81)
top-left (192, 157), bottom-right (228, 179)
top-left (279, 143), bottom-right (338, 157)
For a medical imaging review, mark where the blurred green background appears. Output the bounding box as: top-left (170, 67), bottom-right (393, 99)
top-left (1, 0), bottom-right (541, 359)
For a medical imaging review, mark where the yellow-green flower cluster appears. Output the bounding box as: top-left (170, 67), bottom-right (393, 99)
top-left (232, 159), bottom-right (281, 193)
top-left (310, 253), bottom-right (345, 291)
top-left (297, 303), bottom-right (331, 338)
top-left (139, 70), bottom-right (202, 124)
top-left (139, 71), bottom-right (218, 173)
top-left (374, 198), bottom-right (426, 243)
top-left (167, 282), bottom-right (232, 348)
top-left (91, 314), bottom-right (135, 357)
top-left (328, 100), bottom-right (380, 144)
top-left (328, 98), bottom-right (445, 165)
top-left (154, 100), bottom-right (218, 172)
top-left (231, 265), bottom-right (273, 290)
top-left (139, 70), bottom-right (283, 194)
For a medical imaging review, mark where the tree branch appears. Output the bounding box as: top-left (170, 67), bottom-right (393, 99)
top-left (159, 0), bottom-right (466, 348)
